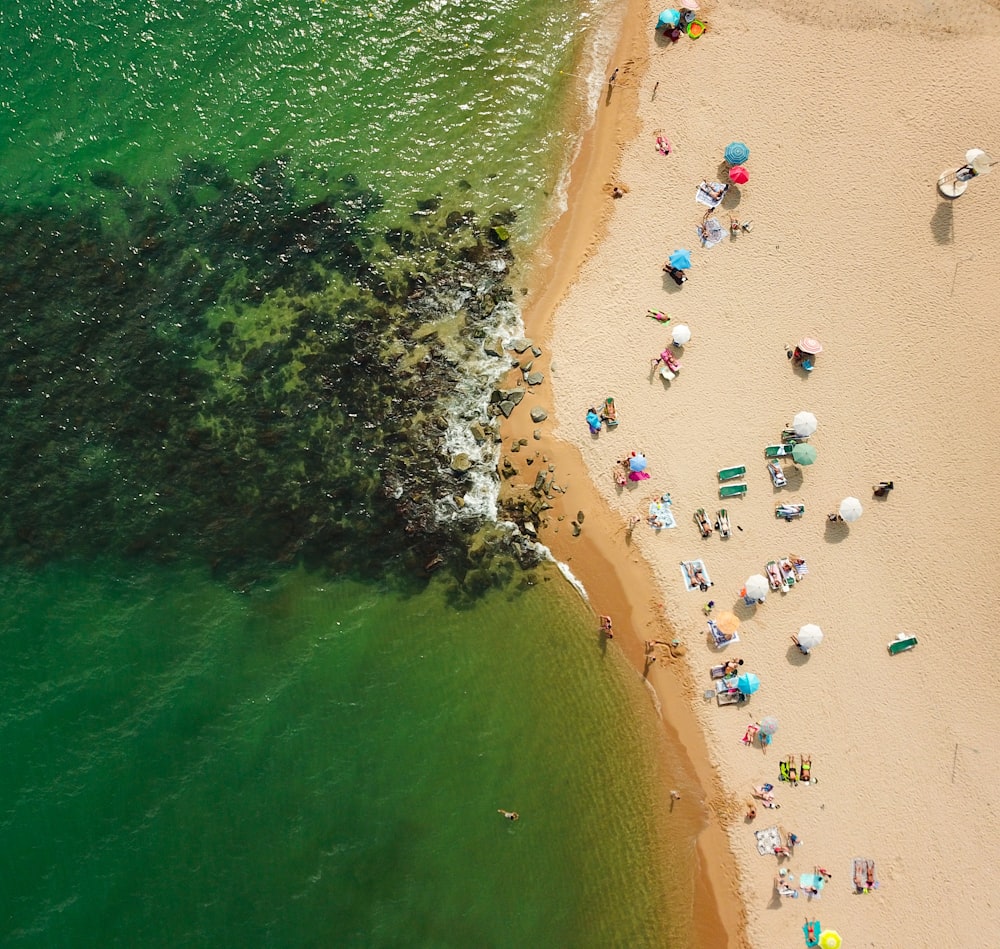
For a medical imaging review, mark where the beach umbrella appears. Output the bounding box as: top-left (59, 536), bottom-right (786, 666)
top-left (724, 141), bottom-right (749, 165)
top-left (797, 623), bottom-right (823, 650)
top-left (758, 716), bottom-right (779, 736)
top-left (791, 411), bottom-right (818, 437)
top-left (683, 0), bottom-right (700, 9)
top-left (628, 453), bottom-right (648, 472)
top-left (817, 933), bottom-right (842, 949)
top-left (728, 165), bottom-right (749, 184)
top-left (671, 323), bottom-right (692, 346)
top-left (745, 574), bottom-right (769, 601)
top-left (657, 8), bottom-right (680, 27)
top-left (668, 248), bottom-right (692, 270)
top-left (796, 337), bottom-right (823, 355)
top-left (839, 497), bottom-right (863, 522)
top-left (791, 443), bottom-right (817, 466)
top-left (715, 611), bottom-right (740, 636)
top-left (736, 672), bottom-right (760, 695)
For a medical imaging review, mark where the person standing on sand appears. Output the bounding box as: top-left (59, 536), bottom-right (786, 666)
top-left (599, 615), bottom-right (613, 638)
top-left (608, 67), bottom-right (619, 88)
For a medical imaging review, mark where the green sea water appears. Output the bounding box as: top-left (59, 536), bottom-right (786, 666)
top-left (0, 0), bottom-right (702, 945)
top-left (1, 563), bottom-right (694, 947)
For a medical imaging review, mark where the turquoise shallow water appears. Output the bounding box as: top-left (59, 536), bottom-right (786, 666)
top-left (0, 0), bottom-right (700, 944)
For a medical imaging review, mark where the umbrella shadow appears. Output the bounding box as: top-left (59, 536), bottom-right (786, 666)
top-left (781, 466), bottom-right (805, 491)
top-left (930, 200), bottom-right (954, 245)
top-left (785, 643), bottom-right (811, 667)
top-left (823, 519), bottom-right (850, 544)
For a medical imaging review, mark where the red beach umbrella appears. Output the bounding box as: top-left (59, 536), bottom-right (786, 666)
top-left (728, 165), bottom-right (749, 184)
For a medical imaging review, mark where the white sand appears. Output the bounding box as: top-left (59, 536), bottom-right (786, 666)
top-left (540, 1), bottom-right (1000, 944)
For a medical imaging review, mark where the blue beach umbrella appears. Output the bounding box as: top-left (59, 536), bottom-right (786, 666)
top-left (668, 248), bottom-right (692, 270)
top-left (724, 141), bottom-right (750, 165)
top-left (629, 453), bottom-right (648, 472)
top-left (736, 672), bottom-right (760, 695)
top-left (657, 8), bottom-right (681, 28)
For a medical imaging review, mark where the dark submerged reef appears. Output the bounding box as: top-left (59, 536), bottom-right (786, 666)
top-left (0, 157), bottom-right (533, 590)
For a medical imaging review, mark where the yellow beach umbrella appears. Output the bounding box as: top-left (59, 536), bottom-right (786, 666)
top-left (818, 931), bottom-right (842, 949)
top-left (715, 611), bottom-right (740, 636)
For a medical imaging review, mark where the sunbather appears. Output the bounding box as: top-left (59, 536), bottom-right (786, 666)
top-left (701, 180), bottom-right (728, 201)
top-left (873, 480), bottom-right (895, 497)
top-left (800, 755), bottom-right (812, 783)
top-left (854, 859), bottom-right (865, 892)
top-left (787, 755), bottom-right (798, 786)
top-left (694, 509), bottom-right (713, 536)
top-left (866, 860), bottom-right (876, 890)
top-left (751, 785), bottom-right (775, 802)
top-left (601, 399), bottom-right (617, 424)
top-left (723, 658), bottom-right (744, 676)
top-left (692, 566), bottom-right (712, 591)
top-left (774, 875), bottom-right (798, 898)
top-left (663, 263), bottom-right (688, 285)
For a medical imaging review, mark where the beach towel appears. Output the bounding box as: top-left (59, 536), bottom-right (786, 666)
top-left (798, 874), bottom-right (825, 892)
top-left (695, 181), bottom-right (726, 209)
top-left (698, 217), bottom-right (725, 248)
top-left (648, 499), bottom-right (677, 529)
top-left (680, 559), bottom-right (711, 591)
top-left (755, 826), bottom-right (782, 856)
top-left (792, 560), bottom-right (809, 577)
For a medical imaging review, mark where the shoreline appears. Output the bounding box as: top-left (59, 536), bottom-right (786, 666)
top-left (497, 1), bottom-right (747, 945)
top-left (498, 0), bottom-right (1000, 946)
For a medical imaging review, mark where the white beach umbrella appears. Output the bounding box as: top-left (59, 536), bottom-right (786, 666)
top-left (792, 411), bottom-right (818, 437)
top-left (745, 574), bottom-right (769, 601)
top-left (797, 623), bottom-right (823, 651)
top-left (839, 497), bottom-right (863, 523)
top-left (671, 323), bottom-right (692, 346)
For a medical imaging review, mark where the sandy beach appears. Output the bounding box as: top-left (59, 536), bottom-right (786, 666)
top-left (501, 0), bottom-right (1000, 945)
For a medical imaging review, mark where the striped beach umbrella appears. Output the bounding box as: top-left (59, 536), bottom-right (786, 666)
top-left (724, 141), bottom-right (750, 165)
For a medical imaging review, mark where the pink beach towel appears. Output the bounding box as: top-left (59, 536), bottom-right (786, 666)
top-left (629, 471), bottom-right (650, 481)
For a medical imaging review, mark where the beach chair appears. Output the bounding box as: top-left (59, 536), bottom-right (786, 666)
top-left (778, 558), bottom-right (797, 587)
top-left (719, 483), bottom-right (747, 499)
top-left (780, 429), bottom-right (809, 443)
top-left (775, 503), bottom-right (805, 520)
top-left (710, 664), bottom-right (727, 679)
top-left (765, 561), bottom-right (787, 593)
top-left (718, 465), bottom-right (746, 482)
top-left (764, 443), bottom-right (796, 458)
top-left (716, 681), bottom-right (743, 706)
top-left (888, 633), bottom-right (918, 655)
top-left (694, 508), bottom-right (713, 537)
top-left (767, 461), bottom-right (787, 487)
top-left (716, 508), bottom-right (731, 538)
top-left (601, 397), bottom-right (619, 427)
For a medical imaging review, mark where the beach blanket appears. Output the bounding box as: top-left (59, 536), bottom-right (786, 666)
top-left (695, 181), bottom-right (726, 209)
top-left (648, 498), bottom-right (677, 529)
top-left (798, 874), bottom-right (825, 892)
top-left (680, 559), bottom-right (711, 591)
top-left (698, 217), bottom-right (725, 248)
top-left (792, 560), bottom-right (809, 577)
top-left (755, 826), bottom-right (782, 856)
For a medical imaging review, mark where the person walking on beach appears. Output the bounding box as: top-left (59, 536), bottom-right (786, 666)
top-left (608, 67), bottom-right (619, 88)
top-left (599, 615), bottom-right (613, 638)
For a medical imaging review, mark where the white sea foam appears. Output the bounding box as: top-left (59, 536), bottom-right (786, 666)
top-left (435, 292), bottom-right (524, 525)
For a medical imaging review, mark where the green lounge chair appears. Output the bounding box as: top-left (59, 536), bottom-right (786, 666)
top-left (719, 483), bottom-right (747, 499)
top-left (764, 443), bottom-right (796, 458)
top-left (718, 465), bottom-right (747, 482)
top-left (888, 634), bottom-right (918, 655)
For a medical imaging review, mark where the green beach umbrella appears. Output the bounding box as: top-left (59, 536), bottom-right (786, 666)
top-left (791, 443), bottom-right (817, 466)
